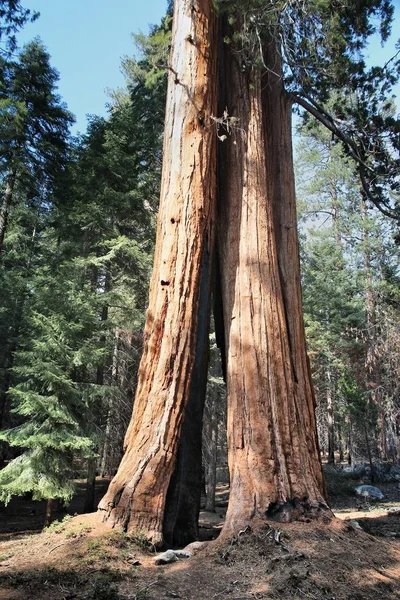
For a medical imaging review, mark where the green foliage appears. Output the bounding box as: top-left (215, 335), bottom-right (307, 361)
top-left (127, 529), bottom-right (154, 551)
top-left (0, 452), bottom-right (77, 504)
top-left (338, 371), bottom-right (379, 456)
top-left (123, 12), bottom-right (172, 90)
top-left (215, 0), bottom-right (400, 219)
top-left (0, 15), bottom-right (167, 502)
top-left (0, 0), bottom-right (39, 55)
top-left (47, 514), bottom-right (72, 532)
top-left (0, 39), bottom-right (74, 195)
top-left (215, 0), bottom-right (395, 90)
top-left (297, 114), bottom-right (400, 461)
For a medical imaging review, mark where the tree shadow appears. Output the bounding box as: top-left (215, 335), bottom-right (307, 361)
top-left (0, 478), bottom-right (110, 539)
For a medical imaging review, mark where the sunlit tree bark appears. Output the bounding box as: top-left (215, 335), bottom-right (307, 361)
top-left (217, 37), bottom-right (328, 533)
top-left (99, 0), bottom-right (217, 546)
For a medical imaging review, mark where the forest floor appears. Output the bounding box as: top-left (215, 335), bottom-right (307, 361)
top-left (0, 468), bottom-right (400, 599)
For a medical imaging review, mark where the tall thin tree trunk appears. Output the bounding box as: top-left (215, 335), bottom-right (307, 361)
top-left (362, 199), bottom-right (385, 459)
top-left (364, 423), bottom-right (375, 485)
top-left (204, 383), bottom-right (218, 512)
top-left (338, 423), bottom-right (344, 462)
top-left (44, 498), bottom-right (54, 528)
top-left (348, 421), bottom-right (354, 465)
top-left (326, 366), bottom-right (335, 464)
top-left (98, 0), bottom-right (217, 546)
top-left (217, 34), bottom-right (328, 534)
top-left (100, 328), bottom-right (120, 477)
top-left (0, 347), bottom-right (14, 431)
top-left (0, 170), bottom-right (16, 255)
top-left (84, 458), bottom-right (97, 513)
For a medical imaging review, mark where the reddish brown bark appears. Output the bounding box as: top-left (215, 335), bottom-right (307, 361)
top-left (217, 38), bottom-right (328, 533)
top-left (98, 0), bottom-right (217, 546)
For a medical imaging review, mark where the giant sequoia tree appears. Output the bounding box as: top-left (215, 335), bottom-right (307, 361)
top-left (100, 0), bottom-right (400, 544)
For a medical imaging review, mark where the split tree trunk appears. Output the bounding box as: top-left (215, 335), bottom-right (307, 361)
top-left (98, 0), bottom-right (217, 546)
top-left (217, 36), bottom-right (328, 534)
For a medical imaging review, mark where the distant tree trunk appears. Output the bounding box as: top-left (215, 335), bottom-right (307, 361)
top-left (348, 421), bottom-right (354, 465)
top-left (0, 170), bottom-right (16, 254)
top-left (337, 423), bottom-right (344, 462)
top-left (204, 380), bottom-right (219, 512)
top-left (364, 423), bottom-right (375, 484)
top-left (83, 458), bottom-right (97, 513)
top-left (0, 346), bottom-right (14, 431)
top-left (362, 199), bottom-right (386, 459)
top-left (99, 328), bottom-right (121, 477)
top-left (326, 366), bottom-right (335, 464)
top-left (98, 0), bottom-right (217, 547)
top-left (44, 498), bottom-right (54, 527)
top-left (217, 35), bottom-right (328, 533)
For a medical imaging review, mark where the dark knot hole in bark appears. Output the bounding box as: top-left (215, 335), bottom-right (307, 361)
top-left (161, 280), bottom-right (170, 286)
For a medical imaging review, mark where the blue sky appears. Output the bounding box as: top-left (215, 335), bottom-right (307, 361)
top-left (17, 0), bottom-right (168, 134)
top-left (16, 1), bottom-right (400, 134)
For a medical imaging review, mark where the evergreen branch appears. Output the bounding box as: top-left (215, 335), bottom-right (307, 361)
top-left (291, 92), bottom-right (399, 221)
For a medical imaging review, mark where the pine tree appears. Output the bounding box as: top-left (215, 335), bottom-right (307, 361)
top-left (0, 20), bottom-right (168, 511)
top-left (297, 116), bottom-right (400, 466)
top-left (0, 0), bottom-right (39, 55)
top-left (0, 40), bottom-right (73, 446)
top-left (0, 39), bottom-right (73, 251)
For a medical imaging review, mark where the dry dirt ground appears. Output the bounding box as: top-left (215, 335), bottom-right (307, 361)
top-left (0, 471), bottom-right (399, 600)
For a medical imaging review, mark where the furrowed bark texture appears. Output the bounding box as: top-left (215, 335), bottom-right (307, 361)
top-left (163, 280), bottom-right (210, 545)
top-left (218, 39), bottom-right (328, 533)
top-left (98, 0), bottom-right (217, 545)
top-left (262, 45), bottom-right (326, 504)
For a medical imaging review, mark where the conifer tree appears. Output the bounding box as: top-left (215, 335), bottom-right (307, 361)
top-left (0, 40), bottom-right (73, 448)
top-left (0, 25), bottom-right (166, 510)
top-left (0, 0), bottom-right (39, 55)
top-left (297, 117), bottom-right (400, 465)
top-left (0, 39), bottom-right (73, 253)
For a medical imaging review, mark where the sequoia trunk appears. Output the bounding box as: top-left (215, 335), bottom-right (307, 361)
top-left (98, 0), bottom-right (217, 546)
top-left (217, 38), bottom-right (328, 533)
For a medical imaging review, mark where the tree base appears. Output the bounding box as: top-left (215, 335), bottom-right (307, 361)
top-left (266, 499), bottom-right (332, 524)
top-left (221, 499), bottom-right (333, 539)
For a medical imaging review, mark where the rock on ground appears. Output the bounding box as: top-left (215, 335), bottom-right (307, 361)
top-left (355, 485), bottom-right (384, 500)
